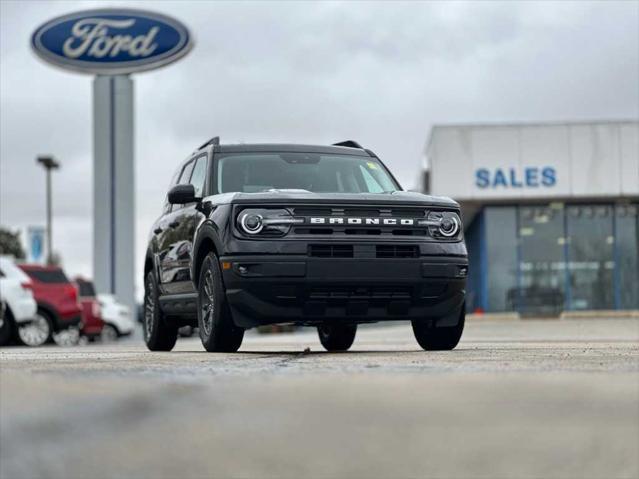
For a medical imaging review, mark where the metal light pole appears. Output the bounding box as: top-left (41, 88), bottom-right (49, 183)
top-left (36, 156), bottom-right (59, 265)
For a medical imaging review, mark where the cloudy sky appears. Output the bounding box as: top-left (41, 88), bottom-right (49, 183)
top-left (1, 0), bottom-right (638, 299)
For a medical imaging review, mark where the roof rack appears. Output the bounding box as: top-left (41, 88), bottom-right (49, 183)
top-left (198, 136), bottom-right (220, 150)
top-left (332, 140), bottom-right (363, 149)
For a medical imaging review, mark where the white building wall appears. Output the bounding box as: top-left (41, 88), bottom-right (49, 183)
top-left (427, 121), bottom-right (639, 201)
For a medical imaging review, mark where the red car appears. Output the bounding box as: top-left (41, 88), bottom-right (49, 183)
top-left (18, 264), bottom-right (83, 342)
top-left (74, 277), bottom-right (104, 339)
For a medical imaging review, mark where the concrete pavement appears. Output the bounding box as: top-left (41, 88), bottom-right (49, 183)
top-left (1, 319), bottom-right (638, 479)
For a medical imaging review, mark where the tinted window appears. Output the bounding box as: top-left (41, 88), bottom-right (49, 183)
top-left (216, 153), bottom-right (398, 194)
top-left (76, 279), bottom-right (96, 297)
top-left (189, 156), bottom-right (207, 197)
top-left (24, 268), bottom-right (69, 283)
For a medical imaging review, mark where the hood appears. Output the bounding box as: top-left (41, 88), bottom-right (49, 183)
top-left (208, 190), bottom-right (459, 208)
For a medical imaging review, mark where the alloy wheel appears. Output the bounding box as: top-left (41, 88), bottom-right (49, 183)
top-left (18, 314), bottom-right (51, 347)
top-left (144, 276), bottom-right (155, 340)
top-left (200, 269), bottom-right (215, 336)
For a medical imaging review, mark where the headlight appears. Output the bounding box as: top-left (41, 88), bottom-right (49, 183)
top-left (237, 208), bottom-right (303, 237)
top-left (419, 211), bottom-right (462, 239)
top-left (240, 212), bottom-right (264, 235)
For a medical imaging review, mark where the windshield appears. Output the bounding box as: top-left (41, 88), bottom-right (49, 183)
top-left (216, 153), bottom-right (400, 194)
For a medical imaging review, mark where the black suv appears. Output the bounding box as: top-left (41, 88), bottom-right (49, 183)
top-left (143, 138), bottom-right (467, 352)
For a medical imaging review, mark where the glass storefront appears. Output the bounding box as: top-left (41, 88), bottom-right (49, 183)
top-left (469, 202), bottom-right (639, 313)
top-left (484, 207), bottom-right (517, 312)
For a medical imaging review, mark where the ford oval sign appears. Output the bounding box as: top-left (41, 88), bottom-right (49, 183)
top-left (31, 9), bottom-right (193, 74)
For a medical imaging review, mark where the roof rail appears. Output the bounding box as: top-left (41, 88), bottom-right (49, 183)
top-left (332, 140), bottom-right (363, 149)
top-left (198, 136), bottom-right (220, 150)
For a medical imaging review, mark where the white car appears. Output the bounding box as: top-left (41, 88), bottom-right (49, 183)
top-left (97, 294), bottom-right (135, 341)
top-left (0, 256), bottom-right (38, 346)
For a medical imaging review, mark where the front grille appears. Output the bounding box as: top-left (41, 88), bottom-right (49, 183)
top-left (288, 205), bottom-right (433, 238)
top-left (308, 244), bottom-right (354, 258)
top-left (376, 245), bottom-right (419, 258)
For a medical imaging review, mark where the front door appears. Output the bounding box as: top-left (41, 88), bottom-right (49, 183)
top-left (159, 153), bottom-right (209, 294)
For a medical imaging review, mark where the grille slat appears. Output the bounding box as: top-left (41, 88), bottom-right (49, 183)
top-left (308, 244), bottom-right (354, 258)
top-left (376, 245), bottom-right (419, 258)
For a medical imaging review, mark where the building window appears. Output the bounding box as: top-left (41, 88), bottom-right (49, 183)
top-left (484, 207), bottom-right (518, 312)
top-left (471, 202), bottom-right (636, 314)
top-left (567, 205), bottom-right (614, 310)
top-left (518, 204), bottom-right (566, 314)
top-left (616, 204), bottom-right (639, 309)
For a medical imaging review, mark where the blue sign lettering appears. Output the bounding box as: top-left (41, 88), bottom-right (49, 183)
top-left (475, 167), bottom-right (556, 189)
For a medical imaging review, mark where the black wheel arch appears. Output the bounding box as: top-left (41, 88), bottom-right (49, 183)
top-left (34, 302), bottom-right (62, 332)
top-left (191, 222), bottom-right (224, 288)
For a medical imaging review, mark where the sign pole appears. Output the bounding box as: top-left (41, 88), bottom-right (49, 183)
top-left (93, 75), bottom-right (135, 313)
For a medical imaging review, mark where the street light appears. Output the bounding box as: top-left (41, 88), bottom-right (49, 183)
top-left (36, 155), bottom-right (60, 265)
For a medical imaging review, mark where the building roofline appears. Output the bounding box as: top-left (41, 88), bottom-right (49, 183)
top-left (430, 118), bottom-right (638, 131)
top-left (424, 118), bottom-right (639, 162)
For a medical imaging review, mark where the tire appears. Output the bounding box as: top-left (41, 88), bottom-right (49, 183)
top-left (101, 323), bottom-right (119, 343)
top-left (317, 323), bottom-right (357, 352)
top-left (0, 307), bottom-right (13, 346)
top-left (17, 309), bottom-right (53, 347)
top-left (143, 271), bottom-right (178, 351)
top-left (412, 305), bottom-right (465, 351)
top-left (197, 252), bottom-right (244, 352)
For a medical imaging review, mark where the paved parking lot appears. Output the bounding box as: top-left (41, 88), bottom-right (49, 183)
top-left (1, 318), bottom-right (638, 479)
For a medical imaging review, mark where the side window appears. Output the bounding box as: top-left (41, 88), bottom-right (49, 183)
top-left (178, 161), bottom-right (195, 185)
top-left (169, 161), bottom-right (195, 212)
top-left (189, 156), bottom-right (207, 198)
top-left (163, 167), bottom-right (182, 213)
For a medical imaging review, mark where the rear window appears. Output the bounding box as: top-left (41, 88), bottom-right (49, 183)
top-left (24, 269), bottom-right (69, 284)
top-left (76, 280), bottom-right (96, 297)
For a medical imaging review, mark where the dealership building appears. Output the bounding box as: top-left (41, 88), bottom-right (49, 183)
top-left (424, 120), bottom-right (638, 315)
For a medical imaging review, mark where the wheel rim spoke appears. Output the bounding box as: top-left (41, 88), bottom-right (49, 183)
top-left (201, 270), bottom-right (215, 336)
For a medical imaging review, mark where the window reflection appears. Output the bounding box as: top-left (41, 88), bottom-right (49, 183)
top-left (616, 204), bottom-right (639, 309)
top-left (485, 207), bottom-right (517, 312)
top-left (518, 204), bottom-right (566, 315)
top-left (566, 205), bottom-right (614, 310)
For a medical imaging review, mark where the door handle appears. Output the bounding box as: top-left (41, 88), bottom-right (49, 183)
top-left (153, 227), bottom-right (163, 234)
top-left (169, 221), bottom-right (181, 228)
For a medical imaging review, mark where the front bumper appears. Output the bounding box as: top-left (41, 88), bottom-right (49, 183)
top-left (220, 255), bottom-right (467, 328)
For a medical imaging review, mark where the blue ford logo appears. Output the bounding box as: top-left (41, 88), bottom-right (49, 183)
top-left (31, 9), bottom-right (193, 74)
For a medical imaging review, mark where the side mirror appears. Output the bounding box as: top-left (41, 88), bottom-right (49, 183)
top-left (167, 184), bottom-right (197, 204)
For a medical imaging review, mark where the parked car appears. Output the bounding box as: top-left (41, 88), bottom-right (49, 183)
top-left (97, 293), bottom-right (135, 341)
top-left (0, 256), bottom-right (38, 346)
top-left (74, 277), bottom-right (104, 340)
top-left (19, 264), bottom-right (82, 344)
top-left (142, 138), bottom-right (467, 353)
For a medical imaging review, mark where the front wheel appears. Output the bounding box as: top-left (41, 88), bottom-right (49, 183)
top-left (317, 324), bottom-right (357, 352)
top-left (143, 271), bottom-right (178, 351)
top-left (197, 252), bottom-right (244, 352)
top-left (101, 323), bottom-right (119, 343)
top-left (17, 310), bottom-right (52, 347)
top-left (412, 305), bottom-right (465, 351)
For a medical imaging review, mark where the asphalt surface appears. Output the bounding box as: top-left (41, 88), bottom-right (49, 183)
top-left (1, 318), bottom-right (638, 479)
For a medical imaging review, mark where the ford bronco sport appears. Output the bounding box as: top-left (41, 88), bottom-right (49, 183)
top-left (143, 138), bottom-right (467, 352)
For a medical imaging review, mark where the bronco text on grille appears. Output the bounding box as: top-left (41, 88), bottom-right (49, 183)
top-left (143, 138), bottom-right (468, 353)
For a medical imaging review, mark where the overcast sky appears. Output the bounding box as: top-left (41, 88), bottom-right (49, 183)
top-left (1, 0), bottom-right (638, 299)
